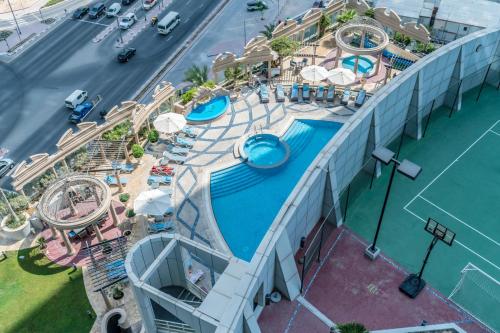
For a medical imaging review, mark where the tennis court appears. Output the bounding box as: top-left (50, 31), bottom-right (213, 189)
top-left (344, 85), bottom-right (500, 332)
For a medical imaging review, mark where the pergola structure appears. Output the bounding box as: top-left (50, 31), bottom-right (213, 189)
top-left (334, 16), bottom-right (390, 76)
top-left (38, 174), bottom-right (118, 255)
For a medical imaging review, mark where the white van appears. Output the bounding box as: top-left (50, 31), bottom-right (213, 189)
top-left (65, 90), bottom-right (88, 109)
top-left (157, 11), bottom-right (180, 35)
top-left (106, 3), bottom-right (121, 17)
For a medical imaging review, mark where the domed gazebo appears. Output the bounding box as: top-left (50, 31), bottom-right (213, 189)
top-left (38, 174), bottom-right (119, 255)
top-left (334, 16), bottom-right (390, 77)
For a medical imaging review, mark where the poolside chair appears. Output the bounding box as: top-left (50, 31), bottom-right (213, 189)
top-left (181, 126), bottom-right (198, 138)
top-left (104, 175), bottom-right (128, 186)
top-left (151, 165), bottom-right (175, 176)
top-left (315, 85), bottom-right (325, 102)
top-left (275, 84), bottom-right (285, 102)
top-left (302, 83), bottom-right (310, 101)
top-left (326, 85), bottom-right (335, 103)
top-left (176, 136), bottom-right (195, 147)
top-left (161, 152), bottom-right (187, 164)
top-left (169, 146), bottom-right (189, 155)
top-left (341, 89), bottom-right (351, 105)
top-left (148, 221), bottom-right (175, 234)
top-left (355, 89), bottom-right (367, 107)
top-left (290, 83), bottom-right (299, 102)
top-left (112, 162), bottom-right (134, 173)
top-left (147, 175), bottom-right (172, 186)
top-left (259, 84), bottom-right (270, 103)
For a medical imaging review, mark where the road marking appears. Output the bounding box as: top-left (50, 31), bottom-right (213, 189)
top-left (76, 19), bottom-right (110, 27)
top-left (166, 36), bottom-right (172, 41)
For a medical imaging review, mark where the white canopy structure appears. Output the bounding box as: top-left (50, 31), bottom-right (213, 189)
top-left (134, 189), bottom-right (172, 216)
top-left (327, 68), bottom-right (357, 86)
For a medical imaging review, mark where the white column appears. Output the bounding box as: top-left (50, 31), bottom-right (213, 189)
top-left (60, 229), bottom-right (75, 256)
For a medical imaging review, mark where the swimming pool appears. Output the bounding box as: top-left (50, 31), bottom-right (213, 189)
top-left (241, 134), bottom-right (290, 169)
top-left (186, 95), bottom-right (229, 123)
top-left (210, 119), bottom-right (343, 261)
top-left (342, 55), bottom-right (374, 74)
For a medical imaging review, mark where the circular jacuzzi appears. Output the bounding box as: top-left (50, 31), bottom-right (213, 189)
top-left (342, 55), bottom-right (374, 74)
top-left (240, 134), bottom-right (290, 169)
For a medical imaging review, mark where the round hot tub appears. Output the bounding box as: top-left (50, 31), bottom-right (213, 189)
top-left (240, 134), bottom-right (290, 169)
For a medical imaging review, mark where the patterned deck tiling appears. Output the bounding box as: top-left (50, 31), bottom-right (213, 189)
top-left (172, 91), bottom-right (354, 252)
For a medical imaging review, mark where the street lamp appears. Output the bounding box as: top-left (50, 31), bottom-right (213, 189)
top-left (365, 146), bottom-right (422, 260)
top-left (399, 218), bottom-right (455, 298)
top-left (6, 0), bottom-right (22, 38)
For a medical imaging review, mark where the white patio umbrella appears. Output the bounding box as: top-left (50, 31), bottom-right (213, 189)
top-left (327, 68), bottom-right (357, 86)
top-left (134, 189), bottom-right (172, 216)
top-left (300, 65), bottom-right (329, 82)
top-left (153, 113), bottom-right (187, 134)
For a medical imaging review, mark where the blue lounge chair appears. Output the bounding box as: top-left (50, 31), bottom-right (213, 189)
top-left (181, 126), bottom-right (198, 138)
top-left (326, 85), bottom-right (335, 102)
top-left (161, 152), bottom-right (187, 164)
top-left (302, 83), bottom-right (310, 101)
top-left (112, 162), bottom-right (134, 173)
top-left (275, 84), bottom-right (285, 102)
top-left (355, 89), bottom-right (367, 107)
top-left (104, 175), bottom-right (128, 186)
top-left (176, 136), bottom-right (195, 147)
top-left (290, 83), bottom-right (299, 102)
top-left (148, 221), bottom-right (175, 234)
top-left (147, 175), bottom-right (172, 185)
top-left (341, 89), bottom-right (351, 105)
top-left (315, 85), bottom-right (324, 102)
top-left (170, 146), bottom-right (189, 155)
top-left (259, 84), bottom-right (270, 103)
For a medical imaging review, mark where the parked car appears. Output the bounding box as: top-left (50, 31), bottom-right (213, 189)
top-left (89, 3), bottom-right (106, 19)
top-left (142, 0), bottom-right (157, 10)
top-left (69, 101), bottom-right (94, 123)
top-left (0, 158), bottom-right (14, 178)
top-left (121, 0), bottom-right (136, 5)
top-left (72, 7), bottom-right (89, 19)
top-left (247, 1), bottom-right (268, 11)
top-left (106, 3), bottom-right (121, 17)
top-left (65, 89), bottom-right (88, 109)
top-left (117, 48), bottom-right (136, 62)
top-left (119, 13), bottom-right (137, 29)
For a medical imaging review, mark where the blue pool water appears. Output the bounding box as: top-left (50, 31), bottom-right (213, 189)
top-left (186, 95), bottom-right (229, 122)
top-left (243, 134), bottom-right (289, 168)
top-left (211, 120), bottom-right (343, 261)
top-left (342, 55), bottom-right (374, 74)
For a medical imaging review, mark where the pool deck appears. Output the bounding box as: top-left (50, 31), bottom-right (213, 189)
top-left (167, 89), bottom-right (355, 253)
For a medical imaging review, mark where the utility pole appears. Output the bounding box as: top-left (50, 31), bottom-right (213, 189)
top-left (6, 0), bottom-right (22, 38)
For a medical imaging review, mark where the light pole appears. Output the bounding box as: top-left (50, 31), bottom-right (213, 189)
top-left (365, 146), bottom-right (422, 260)
top-left (399, 218), bottom-right (455, 298)
top-left (6, 0), bottom-right (22, 38)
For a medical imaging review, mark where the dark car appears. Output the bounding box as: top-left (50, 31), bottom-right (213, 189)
top-left (0, 158), bottom-right (14, 178)
top-left (121, 0), bottom-right (136, 5)
top-left (72, 7), bottom-right (89, 19)
top-left (89, 3), bottom-right (106, 19)
top-left (247, 1), bottom-right (268, 11)
top-left (117, 48), bottom-right (136, 62)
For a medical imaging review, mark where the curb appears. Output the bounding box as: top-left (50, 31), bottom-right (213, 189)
top-left (134, 0), bottom-right (232, 102)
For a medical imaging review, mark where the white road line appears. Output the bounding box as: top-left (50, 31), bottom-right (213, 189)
top-left (77, 19), bottom-right (110, 27)
top-left (404, 206), bottom-right (500, 272)
top-left (489, 129), bottom-right (500, 136)
top-left (419, 195), bottom-right (500, 247)
top-left (404, 119), bottom-right (500, 210)
top-left (166, 36), bottom-right (172, 41)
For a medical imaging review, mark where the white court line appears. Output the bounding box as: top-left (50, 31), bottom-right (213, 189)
top-left (419, 195), bottom-right (500, 247)
top-left (404, 119), bottom-right (500, 210)
top-left (489, 129), bottom-right (500, 137)
top-left (77, 19), bottom-right (109, 27)
top-left (404, 206), bottom-right (500, 272)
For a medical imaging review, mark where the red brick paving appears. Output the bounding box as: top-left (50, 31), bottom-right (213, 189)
top-left (259, 226), bottom-right (489, 333)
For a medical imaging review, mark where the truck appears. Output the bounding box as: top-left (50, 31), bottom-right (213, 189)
top-left (69, 95), bottom-right (102, 123)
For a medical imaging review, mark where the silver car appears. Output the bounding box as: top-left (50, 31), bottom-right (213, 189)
top-left (0, 159), bottom-right (14, 178)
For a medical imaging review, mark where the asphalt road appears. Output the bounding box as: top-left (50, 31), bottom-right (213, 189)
top-left (0, 0), bottom-right (222, 185)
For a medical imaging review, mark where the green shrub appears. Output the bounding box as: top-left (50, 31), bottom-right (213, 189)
top-left (319, 12), bottom-right (332, 37)
top-left (131, 144), bottom-right (144, 158)
top-left (336, 322), bottom-right (368, 333)
top-left (102, 121), bottom-right (132, 141)
top-left (8, 195), bottom-right (29, 213)
top-left (364, 8), bottom-right (375, 18)
top-left (181, 87), bottom-right (197, 105)
top-left (201, 80), bottom-right (216, 89)
top-left (270, 36), bottom-right (300, 59)
top-left (126, 209), bottom-right (136, 218)
top-left (147, 129), bottom-right (159, 143)
top-left (5, 213), bottom-right (26, 229)
top-left (119, 193), bottom-right (130, 203)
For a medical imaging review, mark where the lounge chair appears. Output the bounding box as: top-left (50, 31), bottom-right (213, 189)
top-left (302, 83), bottom-right (310, 101)
top-left (355, 89), bottom-right (367, 107)
top-left (112, 162), bottom-right (134, 173)
top-left (181, 126), bottom-right (198, 138)
top-left (315, 85), bottom-right (324, 102)
top-left (104, 175), bottom-right (128, 186)
top-left (259, 84), bottom-right (270, 103)
top-left (148, 221), bottom-right (175, 234)
top-left (341, 89), bottom-right (351, 105)
top-left (169, 146), bottom-right (189, 155)
top-left (290, 83), bottom-right (299, 102)
top-left (147, 175), bottom-right (172, 185)
top-left (327, 85), bottom-right (335, 103)
top-left (275, 84), bottom-right (285, 102)
top-left (161, 152), bottom-right (187, 164)
top-left (176, 136), bottom-right (195, 147)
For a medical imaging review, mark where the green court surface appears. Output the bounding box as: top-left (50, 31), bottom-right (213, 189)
top-left (344, 85), bottom-right (500, 331)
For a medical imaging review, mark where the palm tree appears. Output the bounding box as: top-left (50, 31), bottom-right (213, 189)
top-left (260, 23), bottom-right (276, 40)
top-left (337, 9), bottom-right (357, 24)
top-left (184, 64), bottom-right (209, 86)
top-left (224, 66), bottom-right (243, 86)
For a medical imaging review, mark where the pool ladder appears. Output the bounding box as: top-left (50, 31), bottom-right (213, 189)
top-left (254, 125), bottom-right (264, 136)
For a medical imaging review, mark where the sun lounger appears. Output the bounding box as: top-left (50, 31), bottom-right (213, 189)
top-left (161, 152), bottom-right (187, 164)
top-left (181, 126), bottom-right (198, 138)
top-left (104, 175), bottom-right (128, 186)
top-left (259, 84), bottom-right (270, 103)
top-left (147, 175), bottom-right (172, 185)
top-left (302, 83), bottom-right (310, 101)
top-left (275, 84), bottom-right (285, 102)
top-left (341, 89), bottom-right (351, 105)
top-left (112, 162), bottom-right (134, 173)
top-left (355, 89), bottom-right (367, 107)
top-left (148, 221), bottom-right (175, 234)
top-left (326, 85), bottom-right (335, 102)
top-left (169, 146), bottom-right (189, 155)
top-left (290, 83), bottom-right (299, 102)
top-left (176, 136), bottom-right (195, 147)
top-left (315, 85), bottom-right (324, 102)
